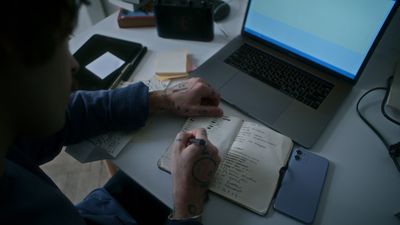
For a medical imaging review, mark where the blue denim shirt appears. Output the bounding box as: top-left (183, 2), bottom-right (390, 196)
top-left (1, 82), bottom-right (201, 225)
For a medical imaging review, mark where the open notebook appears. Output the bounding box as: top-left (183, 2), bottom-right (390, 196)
top-left (158, 116), bottom-right (293, 215)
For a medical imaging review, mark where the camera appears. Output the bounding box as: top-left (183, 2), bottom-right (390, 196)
top-left (153, 0), bottom-right (214, 42)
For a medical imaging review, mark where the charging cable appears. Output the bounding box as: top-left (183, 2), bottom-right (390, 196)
top-left (356, 76), bottom-right (400, 173)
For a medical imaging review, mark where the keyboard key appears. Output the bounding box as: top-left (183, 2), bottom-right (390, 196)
top-left (224, 44), bottom-right (333, 109)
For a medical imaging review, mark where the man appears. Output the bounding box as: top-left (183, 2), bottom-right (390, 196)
top-left (0, 1), bottom-right (222, 225)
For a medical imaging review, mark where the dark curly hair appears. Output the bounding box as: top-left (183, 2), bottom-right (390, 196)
top-left (0, 0), bottom-right (90, 68)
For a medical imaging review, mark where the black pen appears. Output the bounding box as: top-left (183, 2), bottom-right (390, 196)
top-left (188, 138), bottom-right (207, 146)
top-left (110, 46), bottom-right (147, 89)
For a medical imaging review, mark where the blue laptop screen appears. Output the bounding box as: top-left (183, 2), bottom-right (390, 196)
top-left (243, 0), bottom-right (397, 80)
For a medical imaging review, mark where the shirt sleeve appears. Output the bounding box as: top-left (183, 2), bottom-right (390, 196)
top-left (10, 82), bottom-right (150, 165)
top-left (64, 82), bottom-right (150, 145)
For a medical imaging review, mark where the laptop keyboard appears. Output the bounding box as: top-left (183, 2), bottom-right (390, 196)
top-left (224, 44), bottom-right (334, 109)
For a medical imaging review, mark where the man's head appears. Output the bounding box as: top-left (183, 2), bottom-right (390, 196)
top-left (0, 0), bottom-right (88, 137)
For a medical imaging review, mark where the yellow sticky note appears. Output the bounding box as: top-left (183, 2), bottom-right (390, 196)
top-left (155, 50), bottom-right (188, 76)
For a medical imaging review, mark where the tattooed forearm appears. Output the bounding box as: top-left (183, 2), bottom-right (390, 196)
top-left (161, 83), bottom-right (190, 113)
top-left (187, 204), bottom-right (198, 216)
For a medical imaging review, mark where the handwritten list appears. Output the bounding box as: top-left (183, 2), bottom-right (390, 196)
top-left (210, 121), bottom-right (291, 211)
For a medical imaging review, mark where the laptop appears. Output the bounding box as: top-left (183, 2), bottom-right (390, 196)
top-left (191, 0), bottom-right (399, 147)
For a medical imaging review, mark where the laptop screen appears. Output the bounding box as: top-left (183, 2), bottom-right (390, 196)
top-left (243, 0), bottom-right (397, 80)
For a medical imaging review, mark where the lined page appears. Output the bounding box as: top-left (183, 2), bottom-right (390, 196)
top-left (181, 116), bottom-right (243, 159)
top-left (210, 121), bottom-right (293, 214)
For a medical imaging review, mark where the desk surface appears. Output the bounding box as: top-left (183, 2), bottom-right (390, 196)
top-left (70, 2), bottom-right (400, 224)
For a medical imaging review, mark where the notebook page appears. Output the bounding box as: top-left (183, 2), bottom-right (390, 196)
top-left (181, 116), bottom-right (243, 159)
top-left (210, 121), bottom-right (293, 214)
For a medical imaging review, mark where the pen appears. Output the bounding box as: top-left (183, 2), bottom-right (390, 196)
top-left (188, 138), bottom-right (207, 146)
top-left (110, 46), bottom-right (148, 89)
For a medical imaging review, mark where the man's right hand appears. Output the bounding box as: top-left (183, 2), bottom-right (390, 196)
top-left (170, 128), bottom-right (221, 219)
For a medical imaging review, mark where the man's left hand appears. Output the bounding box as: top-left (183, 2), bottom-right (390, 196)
top-left (149, 77), bottom-right (223, 117)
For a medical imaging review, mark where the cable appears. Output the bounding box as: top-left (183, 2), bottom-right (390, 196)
top-left (356, 87), bottom-right (389, 147)
top-left (381, 76), bottom-right (400, 126)
top-left (356, 80), bottom-right (400, 174)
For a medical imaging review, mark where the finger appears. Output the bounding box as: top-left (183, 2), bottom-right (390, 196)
top-left (210, 88), bottom-right (221, 100)
top-left (187, 105), bottom-right (224, 117)
top-left (185, 128), bottom-right (208, 149)
top-left (201, 89), bottom-right (221, 106)
top-left (188, 76), bottom-right (201, 82)
top-left (174, 132), bottom-right (193, 151)
top-left (189, 76), bottom-right (203, 84)
top-left (192, 128), bottom-right (207, 139)
top-left (203, 81), bottom-right (220, 102)
top-left (193, 82), bottom-right (219, 100)
top-left (184, 129), bottom-right (210, 154)
top-left (201, 96), bottom-right (220, 107)
top-left (194, 77), bottom-right (213, 89)
top-left (184, 128), bottom-right (206, 139)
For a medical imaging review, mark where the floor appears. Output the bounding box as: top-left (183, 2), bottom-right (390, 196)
top-left (40, 6), bottom-right (111, 204)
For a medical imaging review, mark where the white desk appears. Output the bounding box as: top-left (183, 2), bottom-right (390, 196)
top-left (69, 3), bottom-right (400, 224)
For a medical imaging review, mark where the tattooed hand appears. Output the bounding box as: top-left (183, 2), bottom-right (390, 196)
top-left (171, 128), bottom-right (221, 219)
top-left (149, 77), bottom-right (223, 117)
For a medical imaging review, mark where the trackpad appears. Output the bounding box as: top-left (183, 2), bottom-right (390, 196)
top-left (220, 73), bottom-right (292, 125)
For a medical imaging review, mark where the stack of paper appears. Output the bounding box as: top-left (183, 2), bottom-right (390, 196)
top-left (155, 50), bottom-right (191, 81)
